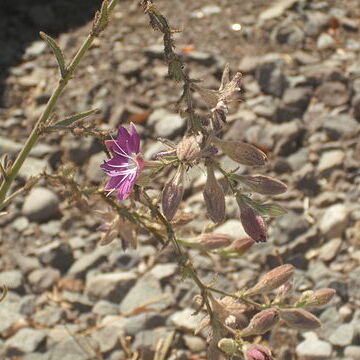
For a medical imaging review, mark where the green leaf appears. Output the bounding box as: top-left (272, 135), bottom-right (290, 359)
top-left (256, 203), bottom-right (287, 217)
top-left (39, 32), bottom-right (67, 78)
top-left (50, 109), bottom-right (100, 129)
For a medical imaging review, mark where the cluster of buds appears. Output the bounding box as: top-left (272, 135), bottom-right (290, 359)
top-left (198, 264), bottom-right (336, 358)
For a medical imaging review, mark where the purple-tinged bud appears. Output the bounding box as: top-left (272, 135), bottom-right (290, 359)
top-left (176, 134), bottom-right (202, 163)
top-left (243, 344), bottom-right (272, 360)
top-left (203, 164), bottom-right (226, 224)
top-left (153, 149), bottom-right (176, 159)
top-left (224, 237), bottom-right (255, 256)
top-left (240, 308), bottom-right (279, 337)
top-left (240, 175), bottom-right (287, 195)
top-left (218, 338), bottom-right (239, 356)
top-left (297, 288), bottom-right (336, 307)
top-left (238, 201), bottom-right (267, 243)
top-left (247, 264), bottom-right (294, 295)
top-left (213, 138), bottom-right (267, 166)
top-left (279, 308), bottom-right (321, 330)
top-left (161, 165), bottom-right (185, 221)
top-left (197, 233), bottom-right (232, 250)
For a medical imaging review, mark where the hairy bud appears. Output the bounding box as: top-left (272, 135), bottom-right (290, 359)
top-left (297, 288), bottom-right (336, 307)
top-left (240, 308), bottom-right (279, 337)
top-left (203, 164), bottom-right (226, 223)
top-left (161, 165), bottom-right (185, 221)
top-left (194, 233), bottom-right (232, 251)
top-left (247, 264), bottom-right (294, 295)
top-left (238, 200), bottom-right (267, 243)
top-left (218, 338), bottom-right (239, 356)
top-left (176, 134), bottom-right (202, 163)
top-left (243, 344), bottom-right (272, 360)
top-left (213, 138), bottom-right (267, 166)
top-left (222, 237), bottom-right (255, 257)
top-left (240, 175), bottom-right (287, 195)
top-left (279, 308), bottom-right (321, 330)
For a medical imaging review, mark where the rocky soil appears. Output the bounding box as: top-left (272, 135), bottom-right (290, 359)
top-left (1, 0), bottom-right (360, 359)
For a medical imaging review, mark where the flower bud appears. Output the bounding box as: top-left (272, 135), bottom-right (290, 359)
top-left (222, 237), bottom-right (255, 257)
top-left (247, 264), bottom-right (294, 295)
top-left (197, 233), bottom-right (232, 250)
top-left (243, 344), bottom-right (272, 360)
top-left (238, 200), bottom-right (267, 243)
top-left (240, 308), bottom-right (279, 337)
top-left (203, 164), bottom-right (226, 223)
top-left (213, 138), bottom-right (267, 166)
top-left (279, 308), bottom-right (321, 330)
top-left (218, 338), bottom-right (239, 356)
top-left (240, 175), bottom-right (287, 195)
top-left (298, 288), bottom-right (336, 307)
top-left (161, 165), bottom-right (185, 221)
top-left (176, 135), bottom-right (202, 163)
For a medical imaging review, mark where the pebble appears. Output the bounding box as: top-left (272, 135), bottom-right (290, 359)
top-left (215, 219), bottom-right (248, 239)
top-left (317, 150), bottom-right (345, 174)
top-left (49, 336), bottom-right (96, 360)
top-left (147, 109), bottom-right (186, 138)
top-left (23, 41), bottom-right (47, 59)
top-left (5, 328), bottom-right (46, 355)
top-left (317, 33), bottom-right (336, 49)
top-left (318, 238), bottom-right (342, 261)
top-left (329, 323), bottom-right (354, 346)
top-left (18, 157), bottom-right (49, 179)
top-left (296, 338), bottom-right (332, 360)
top-left (0, 270), bottom-right (24, 292)
top-left (22, 187), bottom-right (60, 222)
top-left (28, 268), bottom-right (60, 293)
top-left (169, 308), bottom-right (200, 332)
top-left (316, 81), bottom-right (350, 107)
top-left (344, 346), bottom-right (360, 360)
top-left (319, 204), bottom-right (349, 239)
top-left (86, 152), bottom-right (106, 183)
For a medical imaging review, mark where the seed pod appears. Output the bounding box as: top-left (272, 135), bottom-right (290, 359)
top-left (240, 308), bottom-right (279, 337)
top-left (213, 138), bottom-right (267, 166)
top-left (243, 344), bottom-right (272, 360)
top-left (218, 338), bottom-right (239, 356)
top-left (161, 165), bottom-right (185, 221)
top-left (224, 237), bottom-right (255, 256)
top-left (299, 288), bottom-right (336, 307)
top-left (279, 308), bottom-right (321, 330)
top-left (247, 264), bottom-right (294, 295)
top-left (176, 134), bottom-right (202, 163)
top-left (203, 164), bottom-right (226, 223)
top-left (238, 200), bottom-right (267, 243)
top-left (240, 175), bottom-right (287, 195)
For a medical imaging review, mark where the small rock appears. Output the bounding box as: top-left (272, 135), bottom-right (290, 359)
top-left (277, 86), bottom-right (312, 120)
top-left (329, 323), bottom-right (354, 346)
top-left (33, 306), bottom-right (64, 327)
top-left (85, 272), bottom-right (137, 302)
top-left (316, 81), bottom-right (349, 107)
top-left (318, 238), bottom-right (342, 261)
top-left (304, 12), bottom-right (331, 36)
top-left (22, 187), bottom-right (60, 222)
top-left (317, 33), bottom-right (336, 49)
top-left (150, 263), bottom-right (177, 280)
top-left (296, 338), bottom-right (332, 360)
top-left (169, 308), bottom-right (200, 331)
top-left (23, 41), bottom-right (47, 60)
top-left (93, 300), bottom-right (119, 316)
top-left (322, 114), bottom-right (359, 140)
top-left (18, 157), bottom-right (48, 179)
top-left (255, 61), bottom-right (288, 97)
top-left (119, 274), bottom-right (170, 314)
top-left (319, 204), bottom-right (349, 239)
top-left (11, 217), bottom-right (29, 232)
top-left (49, 336), bottom-right (96, 360)
top-left (5, 328), bottom-right (46, 355)
top-left (259, 0), bottom-right (297, 20)
top-left (344, 346), bottom-right (360, 360)
top-left (272, 24), bottom-right (304, 45)
top-left (0, 271), bottom-right (24, 292)
top-left (28, 268), bottom-right (60, 293)
top-left (148, 109), bottom-right (185, 138)
top-left (183, 335), bottom-right (206, 352)
top-left (92, 325), bottom-right (122, 353)
top-left (317, 150), bottom-right (345, 174)
top-left (86, 152), bottom-right (106, 183)
top-left (215, 219), bottom-right (248, 239)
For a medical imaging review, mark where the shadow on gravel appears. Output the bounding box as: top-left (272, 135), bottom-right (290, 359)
top-left (0, 0), bottom-right (102, 106)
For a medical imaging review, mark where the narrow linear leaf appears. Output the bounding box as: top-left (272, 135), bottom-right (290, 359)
top-left (51, 109), bottom-right (100, 128)
top-left (39, 31), bottom-right (67, 78)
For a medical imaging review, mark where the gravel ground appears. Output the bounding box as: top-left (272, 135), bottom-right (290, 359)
top-left (1, 0), bottom-right (360, 359)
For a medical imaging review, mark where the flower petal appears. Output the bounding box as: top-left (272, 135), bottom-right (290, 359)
top-left (128, 123), bottom-right (140, 153)
top-left (116, 172), bottom-right (137, 200)
top-left (104, 175), bottom-right (125, 191)
top-left (105, 140), bottom-right (129, 159)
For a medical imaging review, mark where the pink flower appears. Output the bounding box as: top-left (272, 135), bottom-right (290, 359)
top-left (100, 123), bottom-right (144, 200)
top-left (244, 344), bottom-right (272, 360)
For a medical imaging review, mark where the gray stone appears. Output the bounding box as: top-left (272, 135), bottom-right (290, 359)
top-left (259, 0), bottom-right (297, 20)
top-left (22, 353), bottom-right (50, 360)
top-left (18, 157), bottom-right (49, 179)
top-left (215, 219), bottom-right (248, 239)
top-left (345, 346), bottom-right (360, 360)
top-left (149, 264), bottom-right (177, 280)
top-left (91, 325), bottom-right (122, 353)
top-left (319, 306), bottom-right (343, 340)
top-left (119, 274), bottom-right (170, 314)
top-left (132, 328), bottom-right (169, 351)
top-left (28, 268), bottom-right (60, 293)
top-left (319, 204), bottom-right (349, 239)
top-left (318, 238), bottom-right (342, 262)
top-left (318, 150), bottom-right (345, 174)
top-left (49, 336), bottom-right (97, 360)
top-left (22, 187), bottom-right (60, 222)
top-left (304, 12), bottom-right (331, 36)
top-left (0, 270), bottom-right (24, 291)
top-left (169, 308), bottom-right (200, 331)
top-left (86, 152), bottom-right (106, 183)
top-left (24, 41), bottom-right (47, 59)
top-left (11, 216), bottom-right (29, 232)
top-left (322, 114), bottom-right (359, 140)
top-left (183, 335), bottom-right (206, 352)
top-left (148, 109), bottom-right (185, 138)
top-left (296, 338), bottom-right (332, 360)
top-left (85, 271), bottom-right (137, 302)
top-left (316, 81), bottom-right (349, 107)
top-left (33, 306), bottom-right (64, 327)
top-left (329, 323), bottom-right (354, 346)
top-left (5, 328), bottom-right (46, 354)
top-left (272, 24), bottom-right (305, 45)
top-left (255, 61), bottom-right (288, 97)
top-left (68, 247), bottom-right (109, 277)
top-left (93, 300), bottom-right (119, 316)
top-left (352, 93), bottom-right (360, 121)
top-left (317, 33), bottom-right (336, 49)
top-left (0, 302), bottom-right (24, 337)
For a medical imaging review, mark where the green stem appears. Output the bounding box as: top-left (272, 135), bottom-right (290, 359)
top-left (0, 0), bottom-right (119, 209)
